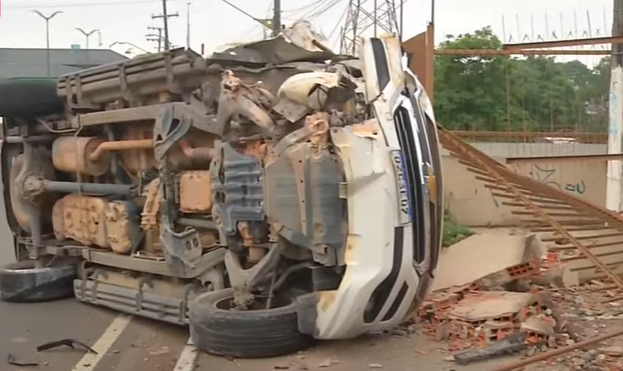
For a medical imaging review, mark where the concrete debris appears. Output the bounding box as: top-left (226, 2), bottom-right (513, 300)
top-left (431, 232), bottom-right (537, 292)
top-left (602, 346), bottom-right (623, 357)
top-left (447, 291), bottom-right (538, 322)
top-left (414, 236), bottom-right (623, 370)
top-left (520, 314), bottom-right (556, 337)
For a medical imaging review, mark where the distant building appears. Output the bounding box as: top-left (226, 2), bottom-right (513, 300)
top-left (0, 48), bottom-right (127, 79)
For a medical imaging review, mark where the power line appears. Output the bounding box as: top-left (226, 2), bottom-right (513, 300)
top-left (282, 0), bottom-right (326, 15)
top-left (327, 2), bottom-right (350, 40)
top-left (307, 0), bottom-right (345, 21)
top-left (301, 0), bottom-right (334, 19)
top-left (4, 0), bottom-right (186, 10)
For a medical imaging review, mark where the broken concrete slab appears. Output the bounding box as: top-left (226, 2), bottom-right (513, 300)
top-left (447, 291), bottom-right (537, 323)
top-left (520, 315), bottom-right (555, 337)
top-left (431, 231), bottom-right (531, 292)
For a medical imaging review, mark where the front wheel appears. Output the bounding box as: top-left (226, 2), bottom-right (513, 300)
top-left (188, 288), bottom-right (313, 358)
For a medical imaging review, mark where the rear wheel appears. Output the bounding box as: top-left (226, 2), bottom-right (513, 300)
top-left (0, 260), bottom-right (77, 303)
top-left (188, 288), bottom-right (313, 358)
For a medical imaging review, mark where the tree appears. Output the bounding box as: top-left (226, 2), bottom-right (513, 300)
top-left (433, 27), bottom-right (611, 133)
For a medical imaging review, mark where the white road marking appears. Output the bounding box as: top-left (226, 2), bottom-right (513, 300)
top-left (71, 314), bottom-right (132, 371)
top-left (173, 337), bottom-right (199, 371)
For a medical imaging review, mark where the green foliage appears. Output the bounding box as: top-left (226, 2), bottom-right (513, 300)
top-left (434, 26), bottom-right (610, 132)
top-left (442, 213), bottom-right (473, 248)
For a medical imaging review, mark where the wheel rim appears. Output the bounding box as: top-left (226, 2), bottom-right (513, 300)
top-left (214, 293), bottom-right (292, 311)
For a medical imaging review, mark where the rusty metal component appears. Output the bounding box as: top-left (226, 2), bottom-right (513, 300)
top-left (506, 153), bottom-right (623, 164)
top-left (237, 222), bottom-right (253, 246)
top-left (352, 118), bottom-right (380, 138)
top-left (491, 327), bottom-right (623, 371)
top-left (53, 194), bottom-right (110, 248)
top-left (306, 112), bottom-right (329, 147)
top-left (273, 112), bottom-right (330, 154)
top-left (140, 178), bottom-right (161, 232)
top-left (89, 139), bottom-right (153, 161)
top-left (9, 151), bottom-right (57, 233)
top-left (217, 71), bottom-right (276, 135)
top-left (438, 126), bottom-right (623, 294)
top-left (450, 130), bottom-right (607, 144)
top-left (240, 140), bottom-right (270, 162)
top-left (105, 201), bottom-right (142, 254)
top-left (435, 49), bottom-right (611, 56)
top-left (179, 171), bottom-right (212, 214)
top-left (238, 221), bottom-right (266, 264)
top-left (117, 125), bottom-right (196, 173)
top-left (503, 35), bottom-right (623, 51)
top-left (178, 139), bottom-right (214, 160)
top-left (247, 247), bottom-right (266, 264)
top-left (21, 176), bottom-right (46, 203)
top-left (52, 136), bottom-right (110, 176)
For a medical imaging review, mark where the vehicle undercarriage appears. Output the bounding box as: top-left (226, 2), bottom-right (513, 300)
top-left (0, 21), bottom-right (443, 358)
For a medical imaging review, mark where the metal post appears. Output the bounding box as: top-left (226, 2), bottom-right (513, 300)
top-left (76, 28), bottom-right (99, 50)
top-left (272, 0), bottom-right (281, 37)
top-left (186, 2), bottom-right (191, 49)
top-left (33, 10), bottom-right (62, 78)
top-left (373, 0), bottom-right (378, 36)
top-left (607, 0), bottom-right (623, 212)
top-left (399, 0), bottom-right (404, 41)
top-left (46, 20), bottom-right (50, 74)
top-left (163, 0), bottom-right (171, 50)
top-left (152, 1), bottom-right (178, 51)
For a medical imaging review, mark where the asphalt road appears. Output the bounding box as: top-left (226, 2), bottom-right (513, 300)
top-left (0, 191), bottom-right (192, 371)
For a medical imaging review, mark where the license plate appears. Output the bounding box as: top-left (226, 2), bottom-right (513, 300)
top-left (390, 150), bottom-right (412, 224)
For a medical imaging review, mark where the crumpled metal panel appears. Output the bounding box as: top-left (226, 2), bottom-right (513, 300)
top-left (264, 142), bottom-right (346, 266)
top-left (210, 141), bottom-right (264, 237)
top-left (210, 36), bottom-right (334, 66)
top-left (52, 194), bottom-right (110, 248)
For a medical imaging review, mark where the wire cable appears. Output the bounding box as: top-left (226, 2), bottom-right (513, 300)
top-left (4, 0), bottom-right (181, 10)
top-left (300, 0), bottom-right (334, 19)
top-left (307, 0), bottom-right (345, 21)
top-left (282, 0), bottom-right (326, 15)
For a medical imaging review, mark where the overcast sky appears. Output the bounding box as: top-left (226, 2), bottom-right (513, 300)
top-left (0, 0), bottom-right (614, 64)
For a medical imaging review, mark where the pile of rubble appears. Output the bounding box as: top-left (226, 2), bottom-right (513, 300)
top-left (414, 231), bottom-right (623, 370)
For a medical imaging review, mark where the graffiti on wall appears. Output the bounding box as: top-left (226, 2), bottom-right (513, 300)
top-left (529, 164), bottom-right (586, 195)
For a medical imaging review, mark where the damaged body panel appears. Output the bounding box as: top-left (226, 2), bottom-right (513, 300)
top-left (0, 20), bottom-right (442, 354)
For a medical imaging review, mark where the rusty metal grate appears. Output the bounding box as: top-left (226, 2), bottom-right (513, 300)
top-left (437, 126), bottom-right (623, 298)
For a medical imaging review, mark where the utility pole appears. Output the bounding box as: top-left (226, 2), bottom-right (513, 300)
top-left (607, 0), bottom-right (623, 212)
top-left (33, 10), bottom-right (63, 78)
top-left (76, 28), bottom-right (99, 49)
top-left (148, 26), bottom-right (164, 52)
top-left (272, 0), bottom-right (281, 37)
top-left (152, 0), bottom-right (178, 51)
top-left (186, 2), bottom-right (191, 49)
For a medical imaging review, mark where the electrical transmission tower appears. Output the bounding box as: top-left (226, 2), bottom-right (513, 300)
top-left (340, 0), bottom-right (401, 55)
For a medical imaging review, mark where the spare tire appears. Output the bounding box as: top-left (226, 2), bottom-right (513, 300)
top-left (188, 288), bottom-right (313, 358)
top-left (0, 260), bottom-right (77, 303)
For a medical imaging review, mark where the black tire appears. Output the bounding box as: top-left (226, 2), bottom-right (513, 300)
top-left (188, 288), bottom-right (313, 358)
top-left (0, 261), bottom-right (77, 303)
